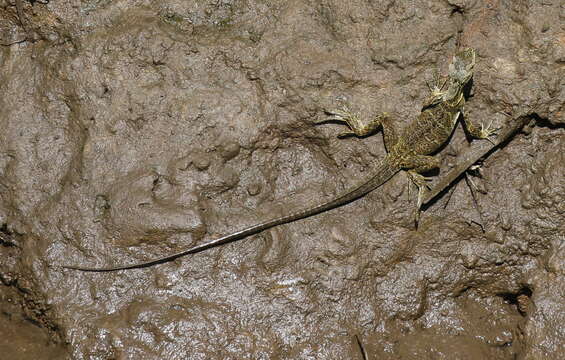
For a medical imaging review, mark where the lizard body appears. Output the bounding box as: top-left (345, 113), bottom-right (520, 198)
top-left (64, 48), bottom-right (494, 272)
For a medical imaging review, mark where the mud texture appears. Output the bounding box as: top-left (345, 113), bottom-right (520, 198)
top-left (1, 1), bottom-right (564, 359)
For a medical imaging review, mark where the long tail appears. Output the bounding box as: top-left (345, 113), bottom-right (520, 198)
top-left (63, 158), bottom-right (400, 272)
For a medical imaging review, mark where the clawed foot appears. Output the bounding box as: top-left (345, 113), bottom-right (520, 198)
top-left (477, 120), bottom-right (500, 145)
top-left (408, 171), bottom-right (432, 208)
top-left (424, 71), bottom-right (448, 107)
top-left (316, 106), bottom-right (383, 138)
top-left (320, 107), bottom-right (360, 138)
top-left (426, 70), bottom-right (448, 96)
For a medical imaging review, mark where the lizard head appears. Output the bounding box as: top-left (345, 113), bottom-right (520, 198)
top-left (448, 48), bottom-right (476, 85)
top-left (443, 48), bottom-right (475, 104)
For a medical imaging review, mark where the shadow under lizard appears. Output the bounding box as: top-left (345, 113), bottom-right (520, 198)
top-left (64, 48), bottom-right (496, 272)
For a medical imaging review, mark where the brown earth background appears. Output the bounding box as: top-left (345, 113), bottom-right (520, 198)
top-left (0, 0), bottom-right (564, 359)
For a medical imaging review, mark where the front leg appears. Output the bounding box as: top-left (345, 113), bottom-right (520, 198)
top-left (422, 70), bottom-right (448, 109)
top-left (317, 107), bottom-right (400, 151)
top-left (320, 107), bottom-right (383, 138)
top-left (463, 117), bottom-right (500, 144)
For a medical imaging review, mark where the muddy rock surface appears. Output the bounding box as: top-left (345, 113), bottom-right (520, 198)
top-left (1, 1), bottom-right (564, 359)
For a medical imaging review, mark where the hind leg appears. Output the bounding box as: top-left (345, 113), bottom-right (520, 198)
top-left (401, 155), bottom-right (441, 208)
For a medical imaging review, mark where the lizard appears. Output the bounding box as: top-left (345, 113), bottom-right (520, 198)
top-left (63, 48), bottom-right (496, 272)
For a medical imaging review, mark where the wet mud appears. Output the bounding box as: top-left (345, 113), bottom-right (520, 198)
top-left (1, 0), bottom-right (563, 359)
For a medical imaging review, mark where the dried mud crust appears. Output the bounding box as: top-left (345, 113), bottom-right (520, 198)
top-left (0, 0), bottom-right (564, 359)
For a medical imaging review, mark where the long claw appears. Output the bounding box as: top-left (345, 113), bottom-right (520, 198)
top-left (319, 105), bottom-right (383, 138)
top-left (417, 187), bottom-right (425, 209)
top-left (315, 107), bottom-right (352, 125)
top-left (408, 172), bottom-right (432, 189)
top-left (319, 106), bottom-right (365, 138)
top-left (324, 107), bottom-right (356, 122)
top-left (407, 171), bottom-right (433, 208)
top-left (478, 120), bottom-right (501, 144)
top-left (426, 70), bottom-right (447, 95)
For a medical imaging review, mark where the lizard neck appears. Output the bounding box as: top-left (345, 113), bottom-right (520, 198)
top-left (444, 84), bottom-right (466, 111)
